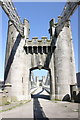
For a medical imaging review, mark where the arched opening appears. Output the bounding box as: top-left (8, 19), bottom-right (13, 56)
top-left (29, 67), bottom-right (51, 100)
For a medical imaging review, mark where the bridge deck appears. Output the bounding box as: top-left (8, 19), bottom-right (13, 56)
top-left (0, 87), bottom-right (79, 119)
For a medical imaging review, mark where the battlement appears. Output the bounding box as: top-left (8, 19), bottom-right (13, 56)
top-left (25, 37), bottom-right (51, 47)
top-left (24, 36), bottom-right (55, 54)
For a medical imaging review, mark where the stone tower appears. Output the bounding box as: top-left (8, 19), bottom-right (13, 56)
top-left (49, 18), bottom-right (76, 100)
top-left (4, 19), bottom-right (31, 101)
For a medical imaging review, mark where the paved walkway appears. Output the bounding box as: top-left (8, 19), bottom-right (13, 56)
top-left (0, 87), bottom-right (79, 119)
top-left (0, 100), bottom-right (33, 119)
top-left (32, 87), bottom-right (79, 119)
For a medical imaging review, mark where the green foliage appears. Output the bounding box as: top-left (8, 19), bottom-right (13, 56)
top-left (4, 101), bottom-right (11, 105)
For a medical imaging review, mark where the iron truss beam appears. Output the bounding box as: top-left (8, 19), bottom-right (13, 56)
top-left (0, 0), bottom-right (24, 37)
top-left (0, 0), bottom-right (80, 37)
top-left (56, 1), bottom-right (80, 36)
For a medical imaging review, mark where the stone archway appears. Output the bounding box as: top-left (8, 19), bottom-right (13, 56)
top-left (29, 67), bottom-right (51, 95)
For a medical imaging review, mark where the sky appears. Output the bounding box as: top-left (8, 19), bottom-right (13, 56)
top-left (32, 69), bottom-right (48, 80)
top-left (0, 2), bottom-right (78, 81)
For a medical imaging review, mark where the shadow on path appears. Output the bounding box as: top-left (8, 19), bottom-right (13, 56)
top-left (32, 88), bottom-right (50, 120)
top-left (33, 98), bottom-right (49, 120)
top-left (31, 89), bottom-right (50, 100)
